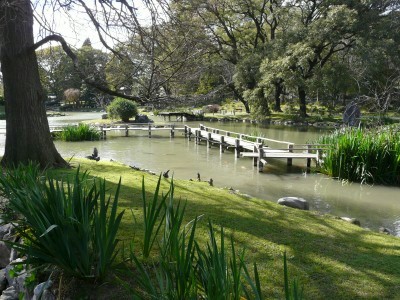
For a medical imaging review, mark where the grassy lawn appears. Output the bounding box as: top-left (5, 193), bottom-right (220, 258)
top-left (50, 158), bottom-right (400, 299)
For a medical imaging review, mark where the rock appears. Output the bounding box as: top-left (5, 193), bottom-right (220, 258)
top-left (340, 217), bottom-right (361, 226)
top-left (379, 227), bottom-right (392, 235)
top-left (277, 197), bottom-right (309, 210)
top-left (135, 114), bottom-right (153, 123)
top-left (33, 280), bottom-right (54, 300)
top-left (0, 286), bottom-right (18, 300)
top-left (0, 225), bottom-right (12, 240)
top-left (101, 113), bottom-right (108, 119)
top-left (0, 269), bottom-right (7, 292)
top-left (0, 242), bottom-right (11, 268)
top-left (343, 102), bottom-right (361, 127)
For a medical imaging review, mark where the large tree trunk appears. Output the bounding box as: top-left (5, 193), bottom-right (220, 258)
top-left (273, 81), bottom-right (283, 112)
top-left (0, 1), bottom-right (67, 168)
top-left (231, 85), bottom-right (250, 113)
top-left (298, 86), bottom-right (308, 118)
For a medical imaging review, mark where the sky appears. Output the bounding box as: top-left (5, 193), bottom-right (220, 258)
top-left (32, 1), bottom-right (153, 50)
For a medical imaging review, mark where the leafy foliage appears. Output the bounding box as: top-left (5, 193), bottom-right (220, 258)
top-left (0, 165), bottom-right (124, 280)
top-left (107, 98), bottom-right (138, 122)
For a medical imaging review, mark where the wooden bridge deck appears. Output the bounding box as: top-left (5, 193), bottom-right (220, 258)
top-left (48, 122), bottom-right (326, 172)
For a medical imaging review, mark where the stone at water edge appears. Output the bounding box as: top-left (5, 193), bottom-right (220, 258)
top-left (340, 217), bottom-right (361, 226)
top-left (277, 197), bottom-right (309, 210)
top-left (379, 227), bottom-right (392, 235)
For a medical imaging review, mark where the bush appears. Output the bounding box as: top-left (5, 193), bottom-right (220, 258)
top-left (0, 165), bottom-right (124, 280)
top-left (107, 98), bottom-right (138, 122)
top-left (203, 104), bottom-right (221, 114)
top-left (56, 124), bottom-right (101, 141)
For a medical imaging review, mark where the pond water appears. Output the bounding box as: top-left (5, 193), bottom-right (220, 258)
top-left (1, 112), bottom-right (400, 235)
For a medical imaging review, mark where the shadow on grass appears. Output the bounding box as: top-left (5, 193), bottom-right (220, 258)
top-left (52, 161), bottom-right (400, 299)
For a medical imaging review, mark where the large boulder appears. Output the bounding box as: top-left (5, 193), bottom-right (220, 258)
top-left (277, 197), bottom-right (309, 210)
top-left (135, 114), bottom-right (153, 123)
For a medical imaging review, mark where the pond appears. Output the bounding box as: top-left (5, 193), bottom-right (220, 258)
top-left (1, 112), bottom-right (400, 235)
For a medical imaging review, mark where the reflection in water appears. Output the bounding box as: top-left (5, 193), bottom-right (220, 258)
top-left (0, 113), bottom-right (399, 234)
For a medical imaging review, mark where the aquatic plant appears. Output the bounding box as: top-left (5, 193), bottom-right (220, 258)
top-left (315, 125), bottom-right (400, 185)
top-left (57, 123), bottom-right (101, 141)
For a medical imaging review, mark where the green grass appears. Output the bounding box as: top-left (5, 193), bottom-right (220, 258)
top-left (47, 158), bottom-right (400, 299)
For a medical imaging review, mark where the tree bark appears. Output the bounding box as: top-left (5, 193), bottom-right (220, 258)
top-left (0, 1), bottom-right (68, 168)
top-left (273, 81), bottom-right (283, 112)
top-left (298, 86), bottom-right (308, 118)
top-left (231, 85), bottom-right (250, 113)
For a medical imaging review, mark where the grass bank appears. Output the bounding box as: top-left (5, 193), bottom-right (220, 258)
top-left (50, 158), bottom-right (400, 299)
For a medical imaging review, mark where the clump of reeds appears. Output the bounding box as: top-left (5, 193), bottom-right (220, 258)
top-left (316, 125), bottom-right (400, 185)
top-left (56, 124), bottom-right (101, 141)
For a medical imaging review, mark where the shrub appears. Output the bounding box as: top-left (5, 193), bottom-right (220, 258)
top-left (107, 98), bottom-right (138, 122)
top-left (56, 124), bottom-right (101, 141)
top-left (203, 104), bottom-right (221, 114)
top-left (0, 165), bottom-right (124, 280)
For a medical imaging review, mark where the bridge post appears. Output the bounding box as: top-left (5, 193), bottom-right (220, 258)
top-left (287, 144), bottom-right (293, 166)
top-left (148, 124), bottom-right (152, 138)
top-left (258, 144), bottom-right (264, 172)
top-left (188, 127), bottom-right (192, 141)
top-left (100, 126), bottom-right (105, 140)
top-left (306, 144), bottom-right (312, 172)
top-left (253, 145), bottom-right (258, 166)
top-left (170, 124), bottom-right (175, 138)
top-left (207, 132), bottom-right (212, 148)
top-left (125, 125), bottom-right (129, 137)
top-left (235, 139), bottom-right (241, 158)
top-left (195, 130), bottom-right (199, 144)
top-left (220, 136), bottom-right (225, 153)
top-left (184, 125), bottom-right (188, 138)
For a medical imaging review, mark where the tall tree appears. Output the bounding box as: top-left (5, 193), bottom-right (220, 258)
top-left (0, 1), bottom-right (67, 167)
top-left (0, 0), bottom-right (153, 167)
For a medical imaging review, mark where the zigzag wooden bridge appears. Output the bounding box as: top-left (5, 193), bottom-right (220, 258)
top-left (49, 123), bottom-right (326, 172)
top-left (189, 124), bottom-right (325, 172)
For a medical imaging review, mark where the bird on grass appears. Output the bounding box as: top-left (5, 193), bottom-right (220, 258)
top-left (163, 170), bottom-right (170, 178)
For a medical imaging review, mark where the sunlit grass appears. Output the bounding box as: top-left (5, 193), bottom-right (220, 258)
top-left (48, 158), bottom-right (400, 299)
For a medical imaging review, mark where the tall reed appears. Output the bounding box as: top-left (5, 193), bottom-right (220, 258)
top-left (56, 124), bottom-right (101, 141)
top-left (316, 126), bottom-right (400, 185)
top-left (129, 179), bottom-right (303, 299)
top-left (0, 165), bottom-right (124, 280)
